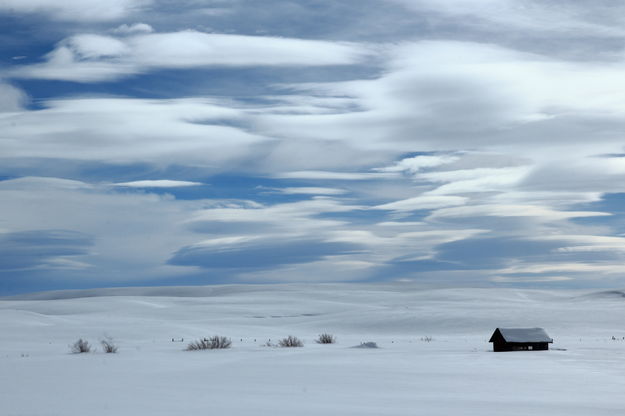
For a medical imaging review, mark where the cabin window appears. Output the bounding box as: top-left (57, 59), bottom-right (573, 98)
top-left (528, 346), bottom-right (533, 350)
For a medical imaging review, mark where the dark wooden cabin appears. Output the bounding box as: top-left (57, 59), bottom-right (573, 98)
top-left (489, 328), bottom-right (553, 352)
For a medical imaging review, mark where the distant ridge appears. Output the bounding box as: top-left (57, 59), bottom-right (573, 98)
top-left (0, 284), bottom-right (284, 301)
top-left (0, 283), bottom-right (606, 302)
top-left (577, 289), bottom-right (625, 299)
top-left (0, 283), bottom-right (393, 301)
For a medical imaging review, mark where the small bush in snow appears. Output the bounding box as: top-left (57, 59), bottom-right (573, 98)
top-left (354, 342), bottom-right (378, 349)
top-left (71, 338), bottom-right (91, 353)
top-left (278, 336), bottom-right (303, 348)
top-left (186, 336), bottom-right (232, 351)
top-left (186, 339), bottom-right (209, 351)
top-left (316, 333), bottom-right (336, 344)
top-left (100, 337), bottom-right (118, 353)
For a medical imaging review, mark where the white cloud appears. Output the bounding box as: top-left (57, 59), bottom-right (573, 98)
top-left (178, 197), bottom-right (488, 275)
top-left (187, 197), bottom-right (361, 232)
top-left (277, 187), bottom-right (347, 195)
top-left (491, 275), bottom-right (574, 283)
top-left (111, 23), bottom-right (154, 35)
top-left (248, 39), bottom-right (625, 235)
top-left (13, 47), bottom-right (138, 82)
top-left (11, 38), bottom-right (625, 189)
top-left (428, 204), bottom-right (610, 221)
top-left (389, 0), bottom-right (625, 37)
top-left (498, 262), bottom-right (625, 275)
top-left (0, 0), bottom-right (150, 21)
top-left (489, 191), bottom-right (602, 209)
top-left (0, 177), bottom-right (204, 282)
top-left (374, 195), bottom-right (467, 212)
top-left (0, 97), bottom-right (268, 165)
top-left (329, 228), bottom-right (485, 250)
top-left (9, 31), bottom-right (371, 82)
top-left (376, 154), bottom-right (459, 174)
top-left (276, 171), bottom-right (397, 180)
top-left (538, 235), bottom-right (625, 254)
top-left (0, 177), bottom-right (91, 190)
top-left (176, 196), bottom-right (489, 280)
top-left (422, 167), bottom-right (531, 195)
top-left (375, 221), bottom-right (424, 227)
top-left (0, 82), bottom-right (28, 112)
top-left (129, 32), bottom-right (368, 67)
top-left (258, 40), bottom-right (625, 158)
top-left (190, 236), bottom-right (260, 248)
top-left (5, 2), bottom-right (625, 288)
top-left (65, 35), bottom-right (130, 59)
top-left (20, 35), bottom-right (135, 82)
top-left (42, 257), bottom-right (93, 271)
top-left (113, 180), bottom-right (203, 188)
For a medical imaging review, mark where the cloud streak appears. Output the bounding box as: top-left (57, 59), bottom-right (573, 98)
top-left (9, 31), bottom-right (371, 82)
top-left (3, 1), bottom-right (625, 292)
top-left (0, 230), bottom-right (94, 272)
top-left (0, 97), bottom-right (268, 165)
top-left (0, 0), bottom-right (150, 21)
top-left (113, 180), bottom-right (203, 188)
top-left (169, 237), bottom-right (363, 269)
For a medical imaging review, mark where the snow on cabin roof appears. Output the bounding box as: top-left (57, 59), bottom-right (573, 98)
top-left (490, 328), bottom-right (553, 343)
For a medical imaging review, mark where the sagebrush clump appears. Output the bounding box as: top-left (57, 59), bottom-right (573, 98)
top-left (315, 333), bottom-right (336, 344)
top-left (278, 335), bottom-right (303, 347)
top-left (100, 337), bottom-right (118, 353)
top-left (70, 338), bottom-right (91, 353)
top-left (186, 336), bottom-right (232, 351)
top-left (354, 342), bottom-right (378, 349)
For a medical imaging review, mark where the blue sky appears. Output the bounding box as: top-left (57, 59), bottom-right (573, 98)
top-left (2, 0), bottom-right (625, 295)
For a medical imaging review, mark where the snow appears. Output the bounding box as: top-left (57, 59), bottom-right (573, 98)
top-left (1, 284), bottom-right (624, 415)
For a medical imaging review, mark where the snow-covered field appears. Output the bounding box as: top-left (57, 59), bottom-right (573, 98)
top-left (1, 284), bottom-right (624, 415)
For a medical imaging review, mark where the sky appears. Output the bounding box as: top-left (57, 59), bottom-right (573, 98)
top-left (2, 0), bottom-right (625, 295)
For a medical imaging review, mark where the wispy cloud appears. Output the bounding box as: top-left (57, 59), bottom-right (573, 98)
top-left (8, 31), bottom-right (372, 82)
top-left (374, 195), bottom-right (468, 212)
top-left (0, 0), bottom-right (151, 22)
top-left (274, 187), bottom-right (347, 195)
top-left (0, 229), bottom-right (94, 272)
top-left (111, 22), bottom-right (154, 35)
top-left (375, 154), bottom-right (459, 175)
top-left (428, 204), bottom-right (610, 221)
top-left (0, 97), bottom-right (267, 165)
top-left (3, 1), bottom-right (625, 292)
top-left (389, 0), bottom-right (625, 38)
top-left (275, 171), bottom-right (397, 180)
top-left (169, 237), bottom-right (363, 270)
top-left (113, 180), bottom-right (203, 188)
top-left (0, 82), bottom-right (28, 112)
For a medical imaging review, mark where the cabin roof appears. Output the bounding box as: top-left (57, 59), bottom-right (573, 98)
top-left (489, 327), bottom-right (553, 343)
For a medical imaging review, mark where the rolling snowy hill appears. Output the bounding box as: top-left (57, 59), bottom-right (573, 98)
top-left (1, 284), bottom-right (624, 415)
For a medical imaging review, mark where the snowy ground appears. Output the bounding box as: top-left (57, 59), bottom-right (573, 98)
top-left (1, 284), bottom-right (624, 415)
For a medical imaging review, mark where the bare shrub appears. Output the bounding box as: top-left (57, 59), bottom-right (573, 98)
top-left (70, 338), bottom-right (91, 353)
top-left (186, 339), bottom-right (209, 351)
top-left (316, 333), bottom-right (336, 344)
top-left (210, 335), bottom-right (232, 349)
top-left (353, 342), bottom-right (378, 349)
top-left (186, 335), bottom-right (232, 351)
top-left (278, 335), bottom-right (303, 347)
top-left (100, 337), bottom-right (118, 353)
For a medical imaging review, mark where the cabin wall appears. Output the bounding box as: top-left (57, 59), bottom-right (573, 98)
top-left (492, 341), bottom-right (549, 352)
top-left (493, 341), bottom-right (511, 352)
